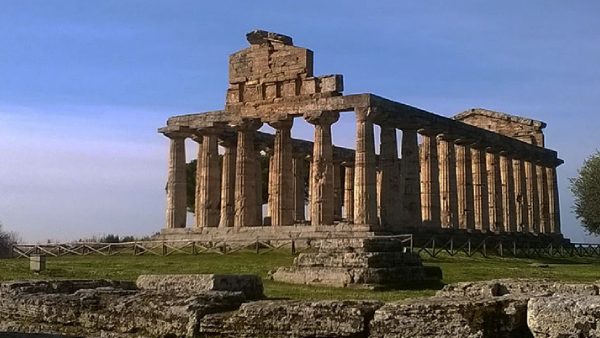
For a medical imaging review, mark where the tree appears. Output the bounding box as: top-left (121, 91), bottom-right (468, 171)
top-left (570, 150), bottom-right (600, 234)
top-left (0, 222), bottom-right (20, 257)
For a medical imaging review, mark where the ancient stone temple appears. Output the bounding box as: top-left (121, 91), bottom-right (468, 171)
top-left (158, 30), bottom-right (564, 243)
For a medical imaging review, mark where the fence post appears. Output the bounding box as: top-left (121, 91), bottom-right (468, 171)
top-left (292, 240), bottom-right (296, 255)
top-left (256, 239), bottom-right (260, 254)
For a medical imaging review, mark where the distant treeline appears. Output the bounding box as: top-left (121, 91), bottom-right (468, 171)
top-left (75, 233), bottom-right (159, 243)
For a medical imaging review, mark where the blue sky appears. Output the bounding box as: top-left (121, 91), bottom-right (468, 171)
top-left (1, 1), bottom-right (599, 242)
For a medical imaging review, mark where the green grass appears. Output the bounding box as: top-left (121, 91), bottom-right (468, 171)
top-left (1, 252), bottom-right (600, 302)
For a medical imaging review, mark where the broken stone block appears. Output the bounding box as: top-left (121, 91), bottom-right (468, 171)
top-left (527, 295), bottom-right (600, 338)
top-left (370, 296), bottom-right (529, 338)
top-left (136, 274), bottom-right (264, 299)
top-left (200, 300), bottom-right (382, 338)
top-left (436, 279), bottom-right (599, 299)
top-left (318, 74), bottom-right (343, 93)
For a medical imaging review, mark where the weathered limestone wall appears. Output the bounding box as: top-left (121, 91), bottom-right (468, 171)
top-left (6, 277), bottom-right (600, 338)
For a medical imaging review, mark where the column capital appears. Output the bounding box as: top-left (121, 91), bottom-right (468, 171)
top-left (191, 134), bottom-right (203, 144)
top-left (454, 137), bottom-right (476, 146)
top-left (268, 117), bottom-right (294, 130)
top-left (196, 123), bottom-right (226, 136)
top-left (437, 133), bottom-right (460, 141)
top-left (231, 118), bottom-right (262, 132)
top-left (304, 111), bottom-right (340, 126)
top-left (354, 106), bottom-right (379, 122)
top-left (159, 126), bottom-right (192, 139)
top-left (485, 146), bottom-right (503, 154)
top-left (417, 128), bottom-right (442, 137)
top-left (218, 136), bottom-right (237, 148)
top-left (470, 141), bottom-right (490, 150)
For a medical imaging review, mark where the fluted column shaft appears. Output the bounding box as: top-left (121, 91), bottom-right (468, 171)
top-left (195, 128), bottom-right (222, 228)
top-left (165, 133), bottom-right (188, 229)
top-left (219, 140), bottom-right (236, 228)
top-left (486, 149), bottom-right (503, 232)
top-left (401, 129), bottom-right (422, 229)
top-left (306, 112), bottom-right (339, 226)
top-left (234, 119), bottom-right (262, 227)
top-left (547, 166), bottom-right (561, 234)
top-left (354, 108), bottom-right (378, 225)
top-left (420, 131), bottom-right (441, 228)
top-left (343, 165), bottom-right (355, 221)
top-left (379, 126), bottom-right (401, 230)
top-left (456, 142), bottom-right (475, 229)
top-left (525, 160), bottom-right (540, 233)
top-left (256, 151), bottom-right (263, 225)
top-left (513, 158), bottom-right (529, 232)
top-left (293, 156), bottom-right (306, 222)
top-left (500, 154), bottom-right (517, 232)
top-left (438, 135), bottom-right (459, 229)
top-left (537, 164), bottom-right (550, 234)
top-left (471, 145), bottom-right (489, 231)
top-left (333, 162), bottom-right (343, 220)
top-left (268, 119), bottom-right (294, 226)
top-left (192, 136), bottom-right (203, 228)
top-left (307, 158), bottom-right (313, 220)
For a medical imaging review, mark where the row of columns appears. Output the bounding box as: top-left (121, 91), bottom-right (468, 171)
top-left (419, 132), bottom-right (561, 234)
top-left (164, 107), bottom-right (561, 235)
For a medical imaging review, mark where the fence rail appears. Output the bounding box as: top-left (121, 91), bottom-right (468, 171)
top-left (7, 235), bottom-right (600, 259)
top-left (9, 235), bottom-right (414, 258)
top-left (415, 236), bottom-right (600, 259)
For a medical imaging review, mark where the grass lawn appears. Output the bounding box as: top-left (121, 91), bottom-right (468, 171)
top-left (1, 252), bottom-right (600, 302)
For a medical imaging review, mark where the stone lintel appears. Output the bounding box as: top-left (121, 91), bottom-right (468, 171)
top-left (159, 125), bottom-right (193, 138)
top-left (246, 29), bottom-right (293, 46)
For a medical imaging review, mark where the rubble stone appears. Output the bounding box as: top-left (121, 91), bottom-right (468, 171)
top-left (370, 296), bottom-right (530, 338)
top-left (200, 300), bottom-right (382, 338)
top-left (136, 274), bottom-right (264, 299)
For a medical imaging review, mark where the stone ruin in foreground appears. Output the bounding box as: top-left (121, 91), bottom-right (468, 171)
top-left (156, 30), bottom-right (566, 287)
top-left (3, 276), bottom-right (600, 338)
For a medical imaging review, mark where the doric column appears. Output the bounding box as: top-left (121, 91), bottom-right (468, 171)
top-left (500, 152), bottom-right (517, 232)
top-left (377, 169), bottom-right (382, 220)
top-left (233, 119), bottom-right (262, 227)
top-left (400, 128), bottom-right (422, 229)
top-left (379, 126), bottom-right (401, 230)
top-left (256, 151), bottom-right (264, 226)
top-left (191, 135), bottom-right (203, 228)
top-left (219, 137), bottom-right (236, 228)
top-left (307, 157), bottom-right (313, 221)
top-left (537, 163), bottom-right (550, 234)
top-left (292, 155), bottom-right (306, 222)
top-left (268, 119), bottom-right (294, 226)
top-left (419, 130), bottom-right (441, 229)
top-left (455, 140), bottom-right (475, 230)
top-left (353, 107), bottom-right (378, 225)
top-left (547, 166), bottom-right (561, 234)
top-left (195, 126), bottom-right (223, 228)
top-left (343, 163), bottom-right (355, 221)
top-left (471, 144), bottom-right (489, 231)
top-left (333, 161), bottom-right (343, 221)
top-left (438, 134), bottom-right (459, 229)
top-left (305, 111), bottom-right (339, 226)
top-left (486, 148), bottom-right (503, 232)
top-left (525, 160), bottom-right (540, 233)
top-left (163, 131), bottom-right (188, 229)
top-left (513, 157), bottom-right (529, 232)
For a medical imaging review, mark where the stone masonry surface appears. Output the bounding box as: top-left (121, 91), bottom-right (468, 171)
top-left (6, 277), bottom-right (600, 337)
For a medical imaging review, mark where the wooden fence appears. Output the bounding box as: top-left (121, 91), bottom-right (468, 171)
top-left (416, 236), bottom-right (600, 259)
top-left (9, 235), bottom-right (414, 258)
top-left (8, 235), bottom-right (599, 259)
